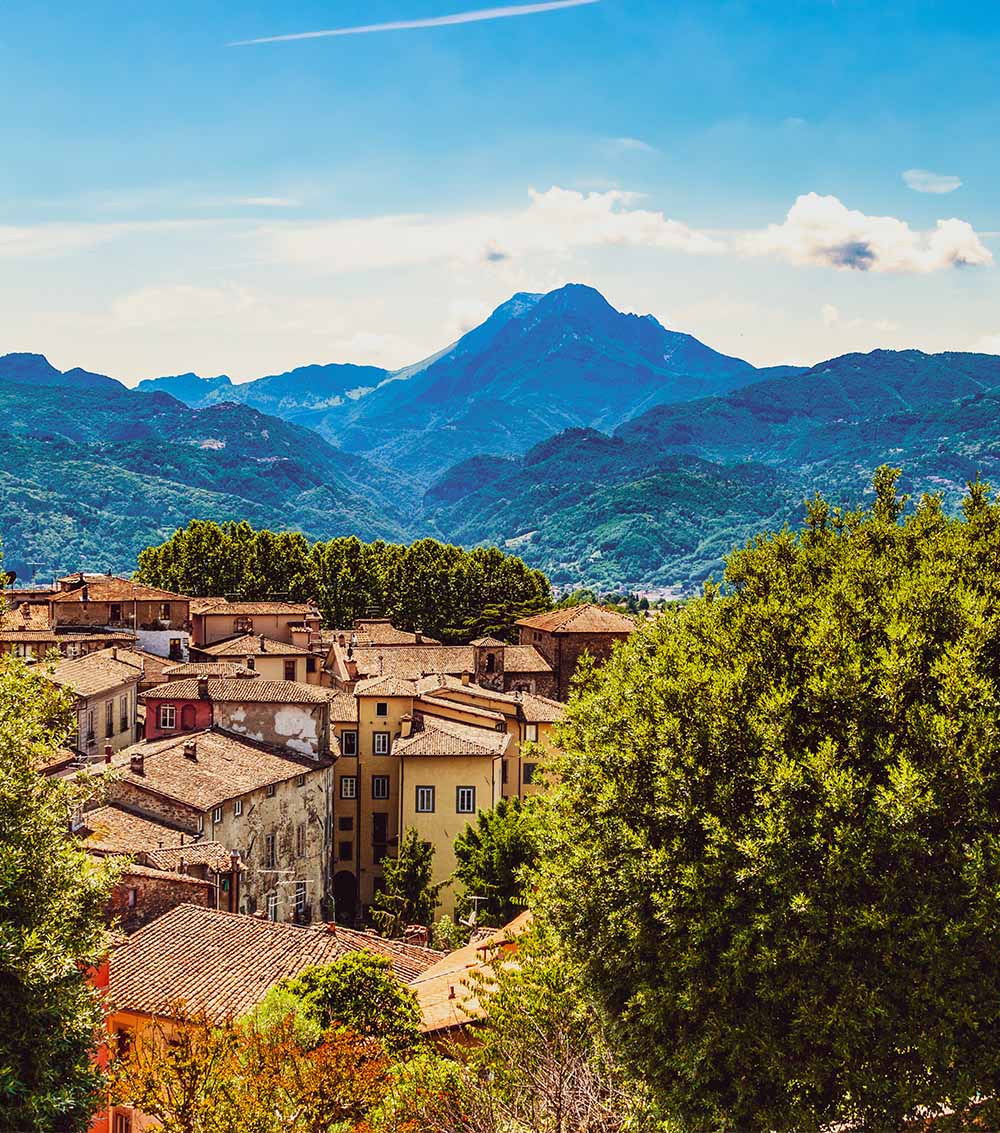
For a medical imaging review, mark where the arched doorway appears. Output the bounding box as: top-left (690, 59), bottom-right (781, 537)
top-left (333, 870), bottom-right (358, 925)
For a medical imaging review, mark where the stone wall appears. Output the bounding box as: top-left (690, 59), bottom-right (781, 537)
top-left (109, 868), bottom-right (214, 934)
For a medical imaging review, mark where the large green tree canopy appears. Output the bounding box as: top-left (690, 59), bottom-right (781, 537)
top-left (537, 469), bottom-right (1000, 1133)
top-left (136, 522), bottom-right (551, 642)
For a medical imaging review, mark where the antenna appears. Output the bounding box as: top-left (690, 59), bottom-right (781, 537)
top-left (459, 895), bottom-right (487, 929)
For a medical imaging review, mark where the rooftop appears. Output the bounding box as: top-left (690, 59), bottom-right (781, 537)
top-left (144, 676), bottom-right (333, 704)
top-left (394, 714), bottom-right (510, 759)
top-left (197, 633), bottom-right (313, 658)
top-left (332, 619), bottom-right (441, 646)
top-left (516, 603), bottom-right (637, 635)
top-left (190, 598), bottom-right (317, 616)
top-left (49, 649), bottom-right (144, 697)
top-left (335, 643), bottom-right (551, 682)
top-left (415, 674), bottom-right (565, 723)
top-left (354, 675), bottom-right (418, 699)
top-left (106, 728), bottom-right (328, 810)
top-left (79, 804), bottom-right (194, 856)
top-left (51, 576), bottom-right (188, 605)
top-left (162, 662), bottom-right (261, 679)
top-left (108, 903), bottom-right (443, 1021)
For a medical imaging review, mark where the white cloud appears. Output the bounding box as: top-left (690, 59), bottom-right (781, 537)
top-left (903, 169), bottom-right (962, 195)
top-left (230, 0), bottom-right (600, 46)
top-left (0, 220), bottom-right (198, 259)
top-left (254, 186), bottom-right (726, 271)
top-left (111, 283), bottom-right (258, 328)
top-left (820, 303), bottom-right (898, 334)
top-left (821, 303), bottom-right (840, 327)
top-left (611, 136), bottom-right (657, 154)
top-left (741, 192), bottom-right (992, 273)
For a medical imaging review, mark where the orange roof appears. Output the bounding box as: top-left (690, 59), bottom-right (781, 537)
top-left (191, 599), bottom-right (316, 616)
top-left (108, 903), bottom-right (442, 1021)
top-left (516, 604), bottom-right (637, 634)
top-left (144, 676), bottom-right (332, 704)
top-left (50, 649), bottom-right (144, 697)
top-left (80, 804), bottom-right (194, 856)
top-left (354, 675), bottom-right (417, 698)
top-left (51, 577), bottom-right (187, 604)
top-left (394, 714), bottom-right (510, 759)
top-left (409, 911), bottom-right (532, 1034)
top-left (334, 644), bottom-right (551, 682)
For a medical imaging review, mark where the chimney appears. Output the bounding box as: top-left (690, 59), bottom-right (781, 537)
top-left (461, 670), bottom-right (471, 686)
top-left (326, 922), bottom-right (337, 936)
top-left (448, 985), bottom-right (456, 1000)
top-left (230, 849), bottom-right (241, 912)
top-left (130, 752), bottom-right (144, 775)
top-left (81, 583), bottom-right (89, 602)
top-left (415, 633), bottom-right (423, 644)
top-left (183, 739), bottom-right (197, 760)
top-left (400, 714), bottom-right (413, 739)
top-left (259, 634), bottom-right (266, 652)
top-left (404, 924), bottom-right (430, 947)
top-left (104, 743), bottom-right (113, 764)
top-left (111, 647), bottom-right (117, 660)
top-left (345, 658), bottom-right (358, 680)
top-left (198, 676), bottom-right (209, 699)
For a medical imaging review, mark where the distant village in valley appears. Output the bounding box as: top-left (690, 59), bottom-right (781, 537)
top-left (2, 569), bottom-right (638, 1127)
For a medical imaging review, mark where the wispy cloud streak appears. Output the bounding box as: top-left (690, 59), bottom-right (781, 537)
top-left (228, 0), bottom-right (599, 46)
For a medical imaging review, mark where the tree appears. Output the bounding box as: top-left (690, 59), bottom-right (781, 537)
top-left (453, 797), bottom-right (539, 926)
top-left (0, 646), bottom-right (117, 1132)
top-left (282, 952), bottom-right (422, 1055)
top-left (372, 925), bottom-right (654, 1133)
top-left (111, 1003), bottom-right (390, 1132)
top-left (370, 828), bottom-right (442, 937)
top-left (537, 469), bottom-right (1000, 1132)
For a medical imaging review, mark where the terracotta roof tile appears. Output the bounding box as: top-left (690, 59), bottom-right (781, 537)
top-left (414, 675), bottom-right (565, 723)
top-left (339, 644), bottom-right (551, 681)
top-left (105, 728), bottom-right (329, 810)
top-left (198, 634), bottom-right (313, 658)
top-left (144, 677), bottom-right (332, 704)
top-left (354, 675), bottom-right (417, 698)
top-left (144, 841), bottom-right (236, 873)
top-left (469, 636), bottom-right (507, 648)
top-left (191, 599), bottom-right (316, 616)
top-left (417, 694), bottom-right (506, 724)
top-left (108, 904), bottom-right (442, 1020)
top-left (49, 649), bottom-right (144, 697)
top-left (80, 804), bottom-right (193, 855)
top-left (394, 714), bottom-right (510, 759)
top-left (51, 577), bottom-right (188, 604)
top-left (516, 604), bottom-right (637, 634)
top-left (163, 662), bottom-right (261, 679)
top-left (335, 620), bottom-right (441, 646)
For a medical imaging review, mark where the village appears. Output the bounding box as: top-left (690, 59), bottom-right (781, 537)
top-left (2, 570), bottom-right (637, 1132)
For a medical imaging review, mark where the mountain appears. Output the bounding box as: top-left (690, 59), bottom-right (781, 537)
top-left (322, 283), bottom-right (777, 483)
top-left (425, 349), bottom-right (1000, 592)
top-left (138, 362), bottom-right (389, 423)
top-left (0, 381), bottom-right (411, 581)
top-left (0, 352), bottom-right (124, 392)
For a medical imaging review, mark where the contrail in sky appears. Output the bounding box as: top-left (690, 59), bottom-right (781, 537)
top-left (228, 0), bottom-right (600, 46)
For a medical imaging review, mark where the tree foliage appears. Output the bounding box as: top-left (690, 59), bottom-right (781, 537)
top-left (282, 952), bottom-right (422, 1055)
top-left (136, 522), bottom-right (552, 642)
top-left (110, 1003), bottom-right (390, 1132)
top-left (453, 797), bottom-right (539, 926)
top-left (0, 648), bottom-right (117, 1131)
top-left (372, 925), bottom-right (653, 1133)
top-left (370, 828), bottom-right (442, 937)
top-left (537, 469), bottom-right (1000, 1132)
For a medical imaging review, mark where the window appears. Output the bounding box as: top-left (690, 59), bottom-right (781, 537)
top-left (294, 881), bottom-right (307, 916)
top-left (372, 812), bottom-right (388, 844)
top-left (306, 656), bottom-right (317, 674)
top-left (126, 887), bottom-right (138, 909)
top-left (105, 700), bottom-right (114, 738)
top-left (119, 695), bottom-right (129, 733)
top-left (159, 704), bottom-right (176, 730)
top-left (266, 784), bottom-right (276, 798)
top-left (296, 823), bottom-right (306, 857)
top-left (169, 638), bottom-right (183, 660)
top-left (525, 723), bottom-right (538, 742)
top-left (373, 732), bottom-right (390, 756)
top-left (372, 775), bottom-right (390, 800)
top-left (180, 704), bottom-right (196, 730)
top-left (375, 701), bottom-right (388, 717)
top-left (338, 840), bottom-right (353, 861)
top-left (296, 774), bottom-right (305, 787)
top-left (110, 602), bottom-right (122, 622)
top-left (283, 659), bottom-right (297, 682)
top-left (234, 798), bottom-right (243, 817)
top-left (266, 892), bottom-right (278, 922)
top-left (265, 833), bottom-right (276, 869)
top-left (502, 760), bottom-right (508, 785)
top-left (485, 652), bottom-right (496, 673)
top-left (234, 617), bottom-right (252, 634)
top-left (523, 763), bottom-right (538, 785)
top-left (87, 709), bottom-right (95, 741)
top-left (340, 776), bottom-right (357, 800)
top-left (341, 730), bottom-right (358, 757)
top-left (213, 806), bottom-right (222, 824)
top-left (415, 785), bottom-right (435, 813)
top-left (338, 816), bottom-right (354, 831)
top-left (113, 1113), bottom-right (132, 1133)
top-left (159, 602), bottom-right (171, 620)
top-left (456, 786), bottom-right (476, 814)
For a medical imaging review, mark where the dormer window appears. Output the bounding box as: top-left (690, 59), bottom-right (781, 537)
top-left (234, 617), bottom-right (252, 634)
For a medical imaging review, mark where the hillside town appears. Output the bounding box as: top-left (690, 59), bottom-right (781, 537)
top-left (2, 570), bottom-right (637, 1132)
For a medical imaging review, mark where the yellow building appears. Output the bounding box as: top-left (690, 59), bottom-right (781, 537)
top-left (191, 633), bottom-right (320, 684)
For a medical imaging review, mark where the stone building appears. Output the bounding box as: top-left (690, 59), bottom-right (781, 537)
top-left (49, 648), bottom-right (143, 762)
top-left (101, 728), bottom-right (335, 923)
top-left (1, 599), bottom-right (136, 660)
top-left (191, 632), bottom-right (320, 683)
top-left (188, 599), bottom-right (320, 649)
top-left (516, 603), bottom-right (637, 700)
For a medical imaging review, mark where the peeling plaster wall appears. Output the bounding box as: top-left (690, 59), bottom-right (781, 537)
top-left (217, 702), bottom-right (328, 757)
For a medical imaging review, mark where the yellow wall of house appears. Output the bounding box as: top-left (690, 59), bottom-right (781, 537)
top-left (242, 653), bottom-right (306, 684)
top-left (398, 754), bottom-right (500, 915)
top-left (73, 679), bottom-right (140, 760)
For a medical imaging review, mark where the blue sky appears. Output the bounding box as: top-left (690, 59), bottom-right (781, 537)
top-left (2, 1), bottom-right (999, 381)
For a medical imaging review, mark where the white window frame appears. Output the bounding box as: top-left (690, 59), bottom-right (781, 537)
top-left (266, 783), bottom-right (276, 798)
top-left (234, 798), bottom-right (243, 817)
top-left (372, 775), bottom-right (390, 801)
top-left (525, 723), bottom-right (538, 742)
top-left (159, 704), bottom-right (176, 730)
top-left (266, 892), bottom-right (278, 922)
top-left (415, 785), bottom-right (435, 814)
top-left (456, 785), bottom-right (476, 815)
top-left (340, 776), bottom-right (357, 800)
top-left (373, 731), bottom-right (390, 755)
top-left (212, 806), bottom-right (222, 824)
top-left (341, 730), bottom-right (358, 757)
